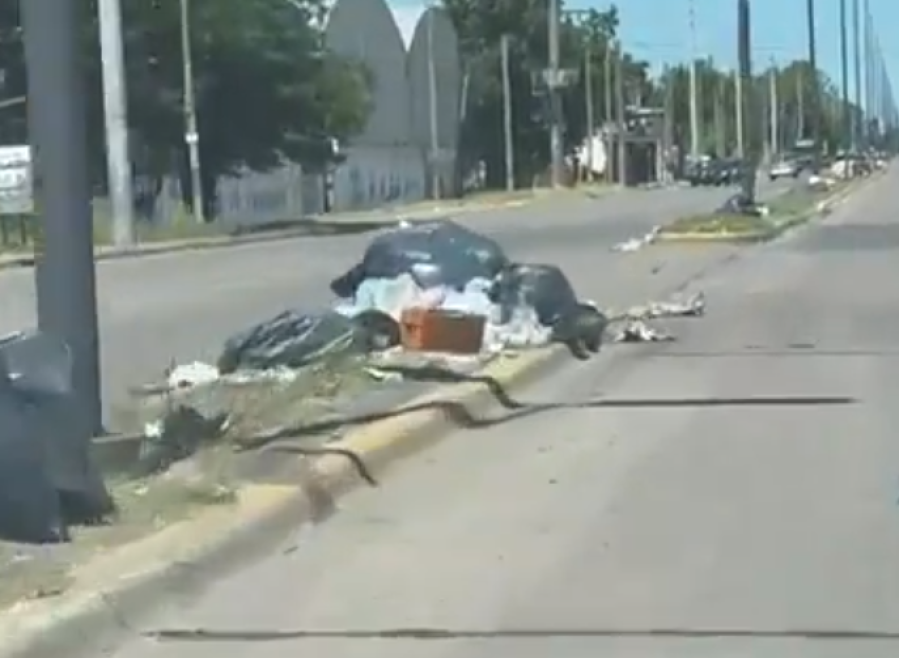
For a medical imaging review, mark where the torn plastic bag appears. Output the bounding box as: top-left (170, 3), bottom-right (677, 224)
top-left (0, 331), bottom-right (115, 537)
top-left (489, 263), bottom-right (607, 358)
top-left (217, 310), bottom-right (400, 374)
top-left (331, 220), bottom-right (508, 297)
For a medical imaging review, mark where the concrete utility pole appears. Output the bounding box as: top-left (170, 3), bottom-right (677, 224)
top-left (851, 0), bottom-right (862, 148)
top-left (426, 11), bottom-right (441, 199)
top-left (547, 0), bottom-right (564, 186)
top-left (584, 40), bottom-right (595, 181)
top-left (179, 0), bottom-right (205, 222)
top-left (22, 0), bottom-right (104, 435)
top-left (614, 40), bottom-right (627, 185)
top-left (713, 76), bottom-right (726, 156)
top-left (737, 0), bottom-right (756, 202)
top-left (688, 0), bottom-right (700, 157)
top-left (98, 0), bottom-right (135, 247)
top-left (839, 0), bottom-right (851, 152)
top-left (805, 0), bottom-right (822, 170)
top-left (769, 63), bottom-right (779, 154)
top-left (734, 70), bottom-right (744, 156)
top-left (500, 34), bottom-right (514, 191)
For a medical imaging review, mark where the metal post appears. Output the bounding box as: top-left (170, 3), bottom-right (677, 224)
top-left (735, 70), bottom-right (744, 157)
top-left (737, 0), bottom-right (755, 202)
top-left (584, 41), bottom-right (595, 182)
top-left (426, 10), bottom-right (441, 199)
top-left (806, 0), bottom-right (822, 170)
top-left (98, 0), bottom-right (135, 247)
top-left (548, 0), bottom-right (563, 187)
top-left (839, 0), bottom-right (851, 154)
top-left (769, 63), bottom-right (779, 154)
top-left (614, 41), bottom-right (626, 186)
top-left (179, 0), bottom-right (205, 222)
top-left (500, 34), bottom-right (514, 191)
top-left (688, 0), bottom-right (700, 157)
top-left (851, 0), bottom-right (862, 148)
top-left (22, 0), bottom-right (104, 434)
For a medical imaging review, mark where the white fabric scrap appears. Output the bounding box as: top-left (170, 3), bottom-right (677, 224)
top-left (613, 319), bottom-right (674, 343)
top-left (612, 226), bottom-right (660, 252)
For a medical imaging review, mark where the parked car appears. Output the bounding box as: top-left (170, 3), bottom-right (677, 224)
top-left (768, 158), bottom-right (801, 180)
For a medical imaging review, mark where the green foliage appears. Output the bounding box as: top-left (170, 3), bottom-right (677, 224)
top-left (1, 0), bottom-right (371, 209)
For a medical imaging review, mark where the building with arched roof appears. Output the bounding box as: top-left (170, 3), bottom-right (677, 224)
top-left (323, 0), bottom-right (461, 211)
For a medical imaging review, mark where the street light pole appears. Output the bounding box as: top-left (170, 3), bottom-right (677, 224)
top-left (805, 0), bottom-right (822, 170)
top-left (548, 0), bottom-right (564, 187)
top-left (21, 0), bottom-right (104, 435)
top-left (851, 0), bottom-right (862, 149)
top-left (179, 0), bottom-right (205, 223)
top-left (839, 0), bottom-right (851, 154)
top-left (98, 0), bottom-right (135, 247)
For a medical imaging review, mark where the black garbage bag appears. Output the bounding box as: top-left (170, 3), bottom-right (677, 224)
top-left (331, 219), bottom-right (509, 297)
top-left (0, 331), bottom-right (117, 543)
top-left (489, 263), bottom-right (608, 359)
top-left (0, 379), bottom-right (69, 543)
top-left (218, 310), bottom-right (401, 374)
top-left (0, 331), bottom-right (115, 532)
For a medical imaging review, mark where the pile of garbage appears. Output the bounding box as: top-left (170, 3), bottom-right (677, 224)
top-left (0, 218), bottom-right (706, 544)
top-left (218, 219), bottom-right (609, 374)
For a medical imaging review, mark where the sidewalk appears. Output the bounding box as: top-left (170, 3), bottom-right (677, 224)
top-left (0, 185), bottom-right (617, 271)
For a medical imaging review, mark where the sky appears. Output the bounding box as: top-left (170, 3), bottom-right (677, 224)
top-left (388, 0), bottom-right (896, 110)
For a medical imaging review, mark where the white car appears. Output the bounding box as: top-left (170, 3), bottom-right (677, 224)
top-left (768, 159), bottom-right (800, 180)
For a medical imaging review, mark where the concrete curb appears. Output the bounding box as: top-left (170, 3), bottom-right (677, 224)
top-left (656, 175), bottom-right (878, 245)
top-left (0, 344), bottom-right (569, 658)
top-left (0, 187), bottom-right (616, 272)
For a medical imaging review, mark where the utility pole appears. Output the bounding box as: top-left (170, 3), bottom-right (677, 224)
top-left (688, 0), bottom-right (700, 157)
top-left (613, 40), bottom-right (627, 185)
top-left (426, 11), bottom-right (441, 199)
top-left (547, 0), bottom-right (564, 187)
top-left (179, 0), bottom-right (204, 222)
top-left (734, 69), bottom-right (744, 157)
top-left (769, 63), bottom-right (779, 155)
top-left (806, 0), bottom-right (822, 170)
top-left (603, 40), bottom-right (613, 182)
top-left (713, 76), bottom-right (725, 156)
top-left (797, 68), bottom-right (805, 142)
top-left (500, 34), bottom-right (514, 191)
top-left (98, 0), bottom-right (135, 247)
top-left (737, 0), bottom-right (755, 202)
top-left (22, 0), bottom-right (104, 435)
top-left (852, 0), bottom-right (862, 148)
top-left (584, 40), bottom-right (595, 182)
top-left (839, 0), bottom-right (851, 153)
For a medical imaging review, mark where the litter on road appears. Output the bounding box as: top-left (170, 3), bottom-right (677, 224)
top-left (0, 217), bottom-right (708, 550)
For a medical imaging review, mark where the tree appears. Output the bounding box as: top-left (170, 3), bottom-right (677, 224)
top-left (1, 0), bottom-right (372, 216)
top-left (442, 0), bottom-right (648, 187)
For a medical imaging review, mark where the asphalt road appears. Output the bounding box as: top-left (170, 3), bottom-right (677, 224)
top-left (96, 169), bottom-right (899, 658)
top-left (0, 183), bottom-right (756, 422)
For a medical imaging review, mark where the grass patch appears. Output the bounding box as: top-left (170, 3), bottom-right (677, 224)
top-left (0, 476), bottom-right (233, 611)
top-left (662, 179), bottom-right (854, 239)
top-left (662, 213), bottom-right (773, 236)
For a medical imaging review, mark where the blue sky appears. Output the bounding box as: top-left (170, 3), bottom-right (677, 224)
top-left (388, 0), bottom-right (895, 107)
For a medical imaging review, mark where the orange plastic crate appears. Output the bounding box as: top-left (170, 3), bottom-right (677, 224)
top-left (399, 307), bottom-right (486, 354)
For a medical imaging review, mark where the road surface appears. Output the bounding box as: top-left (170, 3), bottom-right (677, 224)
top-left (0, 184), bottom-right (758, 422)
top-left (95, 169), bottom-right (899, 658)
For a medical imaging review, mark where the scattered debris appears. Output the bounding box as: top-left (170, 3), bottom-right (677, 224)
top-left (613, 319), bottom-right (675, 343)
top-left (612, 226), bottom-right (660, 252)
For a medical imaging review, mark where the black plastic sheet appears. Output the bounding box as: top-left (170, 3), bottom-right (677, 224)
top-left (218, 310), bottom-right (400, 374)
top-left (331, 219), bottom-right (509, 297)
